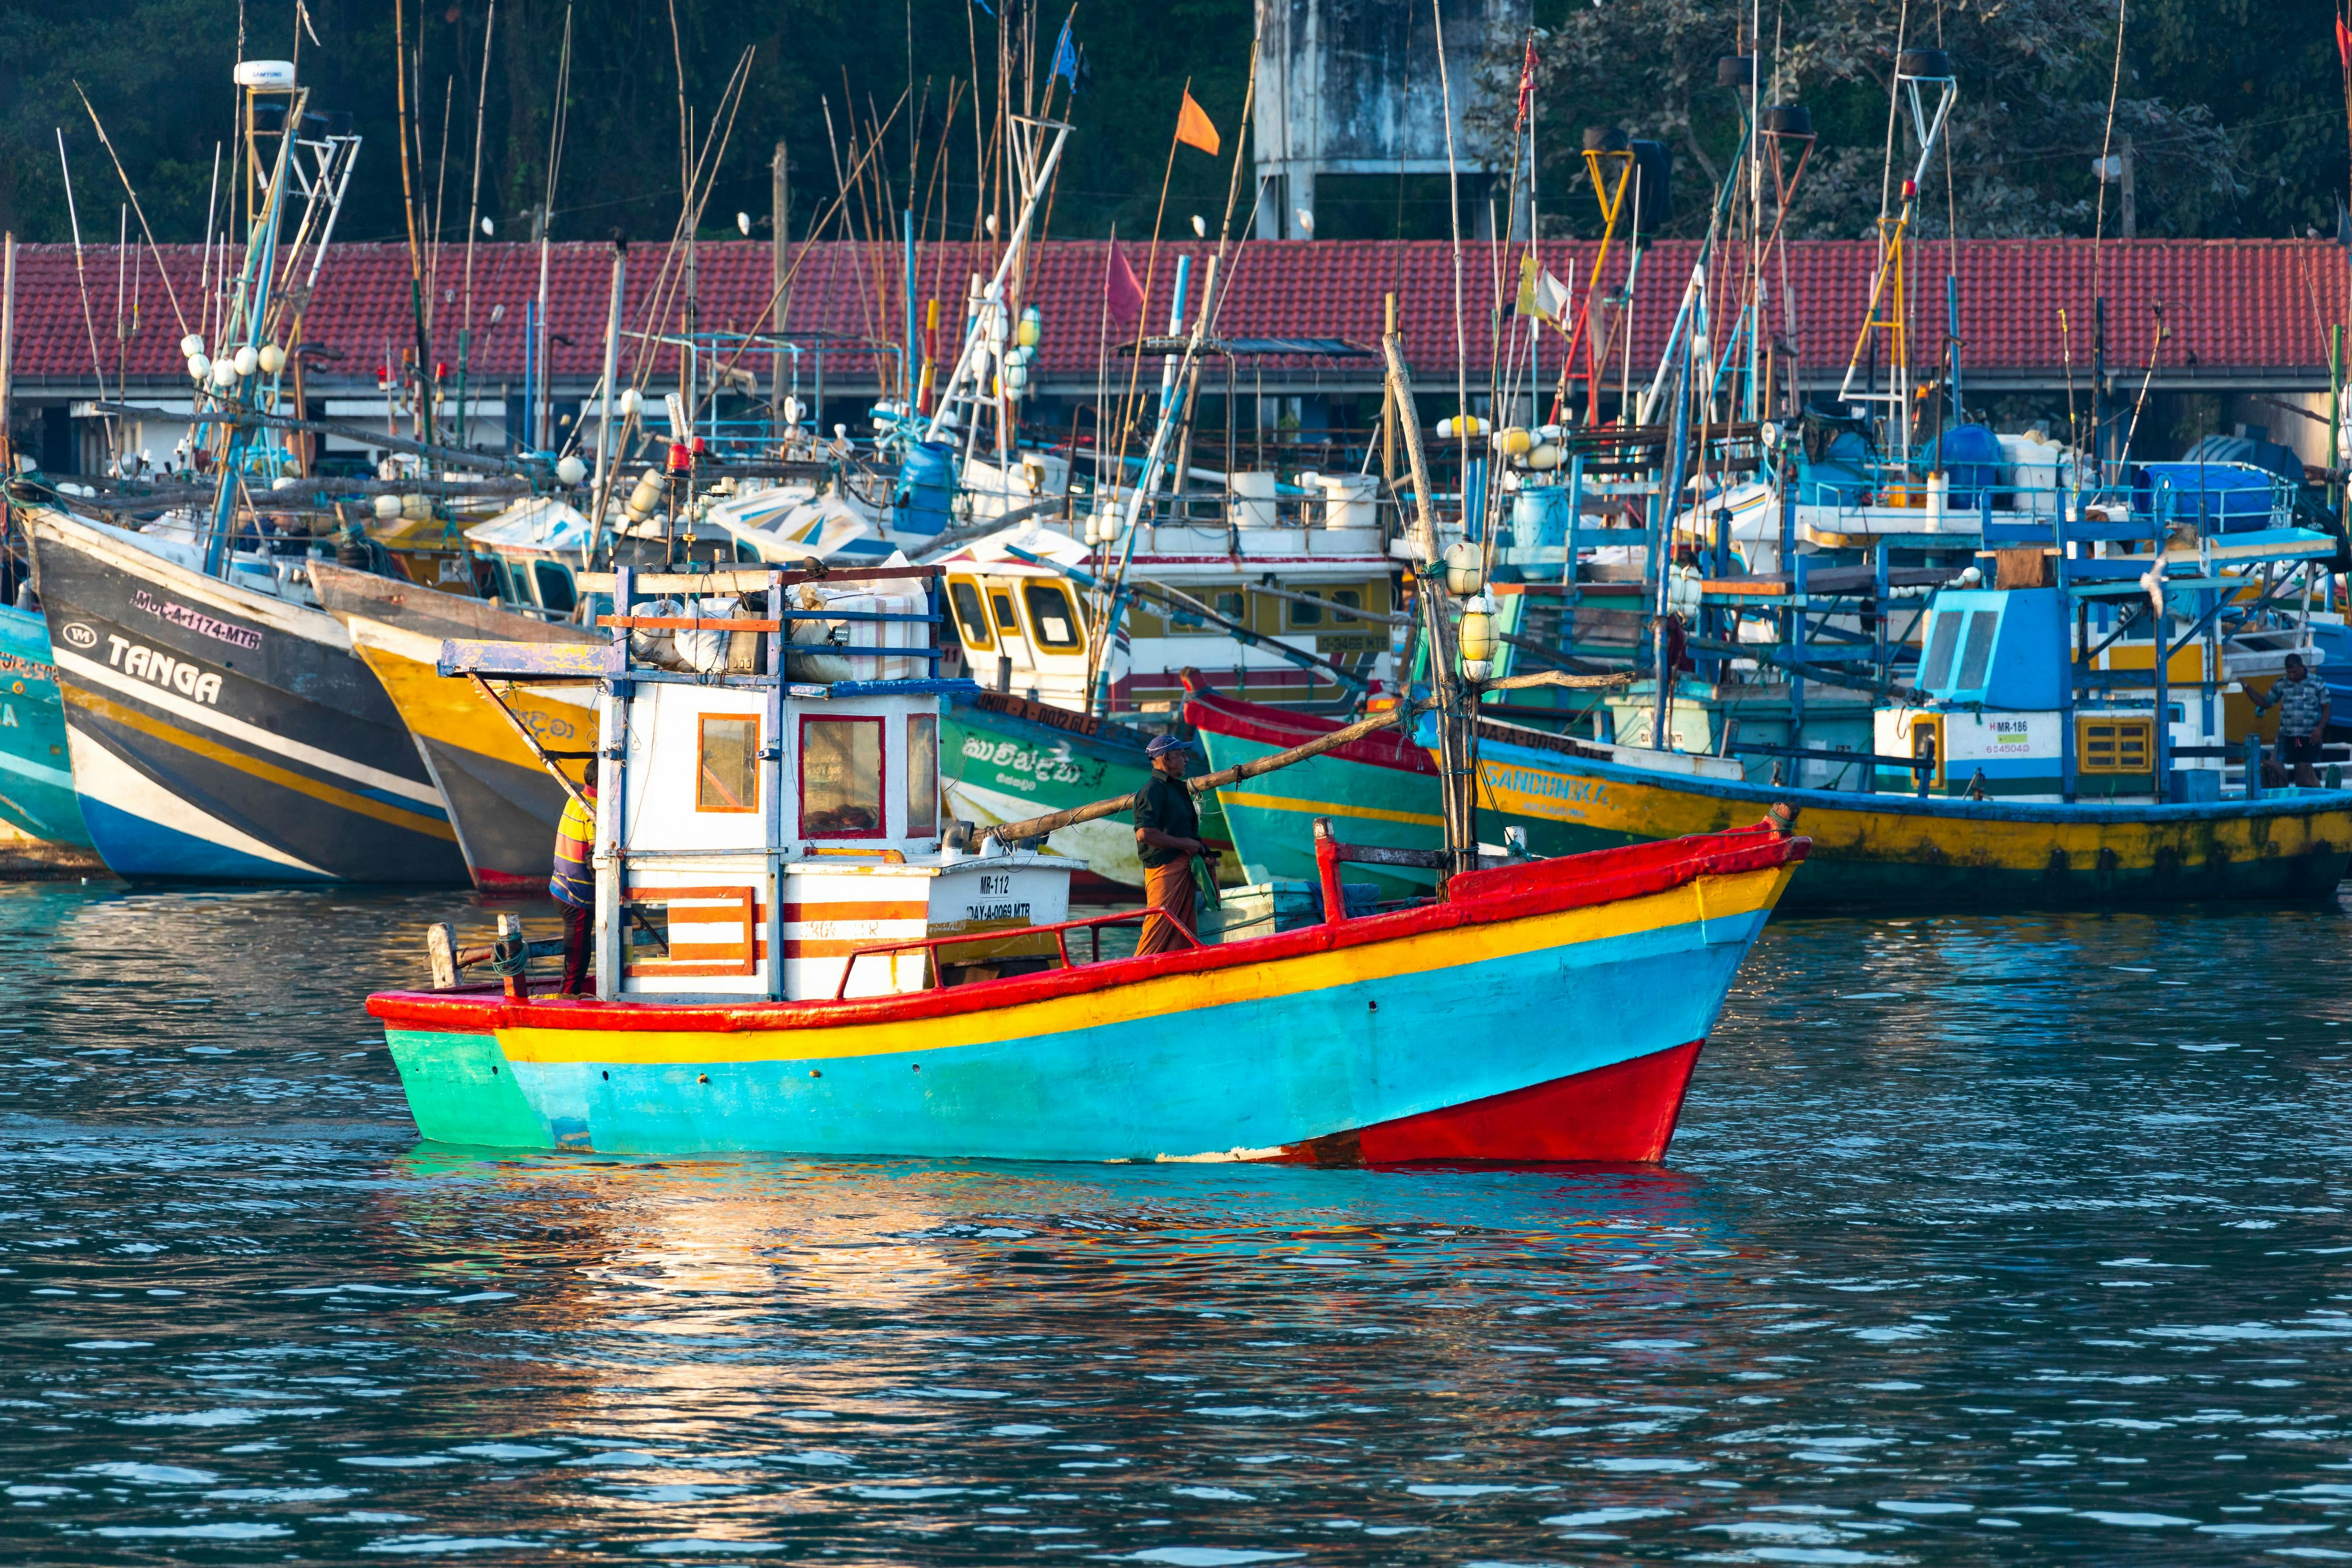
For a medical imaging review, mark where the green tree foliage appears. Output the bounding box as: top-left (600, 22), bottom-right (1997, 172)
top-left (1501, 0), bottom-right (2328, 241)
top-left (0, 0), bottom-right (2336, 251)
top-left (0, 0), bottom-right (1255, 248)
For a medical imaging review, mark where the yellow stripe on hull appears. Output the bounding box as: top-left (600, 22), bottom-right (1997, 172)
top-left (1216, 789), bottom-right (1446, 828)
top-left (499, 862), bottom-right (1796, 1067)
top-left (68, 689), bottom-right (457, 842)
top-left (350, 637), bottom-right (599, 777)
top-left (1477, 755), bottom-right (2352, 905)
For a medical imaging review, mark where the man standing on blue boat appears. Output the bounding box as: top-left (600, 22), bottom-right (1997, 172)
top-left (1134, 735), bottom-right (1211, 955)
top-left (2255, 654), bottom-right (2331, 788)
top-left (551, 782), bottom-right (597, 996)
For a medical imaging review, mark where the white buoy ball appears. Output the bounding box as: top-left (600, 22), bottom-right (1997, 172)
top-left (373, 493), bottom-right (402, 520)
top-left (186, 354), bottom-right (212, 382)
top-left (618, 388), bottom-right (641, 419)
top-left (258, 343), bottom-right (286, 374)
top-left (233, 345), bottom-right (260, 377)
top-left (179, 333), bottom-right (205, 358)
top-left (556, 454), bottom-right (588, 486)
top-left (211, 358), bottom-right (238, 387)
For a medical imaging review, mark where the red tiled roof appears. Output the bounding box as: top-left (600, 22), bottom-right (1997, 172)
top-left (4, 237), bottom-right (2342, 387)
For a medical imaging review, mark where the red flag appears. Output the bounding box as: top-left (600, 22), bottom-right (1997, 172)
top-left (2338, 13), bottom-right (2351, 69)
top-left (1105, 241), bottom-right (1145, 325)
top-left (1516, 36), bottom-right (1539, 130)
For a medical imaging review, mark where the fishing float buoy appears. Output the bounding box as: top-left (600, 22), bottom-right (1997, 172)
top-left (1457, 594), bottom-right (1498, 682)
top-left (179, 333), bottom-right (205, 358)
top-left (400, 494), bottom-right (432, 521)
top-left (1526, 443), bottom-right (1563, 472)
top-left (257, 343), bottom-right (285, 375)
top-left (626, 468), bottom-right (666, 523)
top-left (556, 455), bottom-right (588, 486)
top-left (1436, 415), bottom-right (1490, 441)
top-left (1443, 540), bottom-right (1485, 598)
top-left (618, 388), bottom-right (641, 420)
top-left (373, 494), bottom-right (402, 521)
top-left (210, 358), bottom-right (238, 387)
top-left (185, 353), bottom-right (212, 382)
top-left (233, 345), bottom-right (260, 377)
top-left (1494, 426), bottom-right (1533, 459)
top-left (1016, 304), bottom-right (1042, 349)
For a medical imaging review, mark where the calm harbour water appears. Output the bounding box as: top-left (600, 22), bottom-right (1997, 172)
top-left (3, 883), bottom-right (2352, 1565)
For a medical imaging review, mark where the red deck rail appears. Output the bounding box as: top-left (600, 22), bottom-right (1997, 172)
top-left (831, 907), bottom-right (1203, 999)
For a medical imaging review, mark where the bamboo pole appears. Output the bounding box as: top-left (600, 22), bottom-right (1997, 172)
top-left (979, 705), bottom-right (1423, 846)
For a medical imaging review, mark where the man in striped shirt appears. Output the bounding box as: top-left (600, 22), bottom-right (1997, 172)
top-left (550, 781), bottom-right (597, 996)
top-left (2255, 654), bottom-right (2332, 788)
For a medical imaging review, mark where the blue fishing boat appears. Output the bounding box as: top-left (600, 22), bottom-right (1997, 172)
top-left (0, 599), bottom-right (92, 850)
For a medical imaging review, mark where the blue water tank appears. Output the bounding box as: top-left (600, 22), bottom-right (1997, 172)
top-left (1928, 423), bottom-right (2002, 513)
top-left (2134, 461), bottom-right (2282, 533)
top-left (1800, 430), bottom-right (1872, 505)
top-left (897, 440), bottom-right (957, 537)
top-left (1511, 484), bottom-right (1573, 547)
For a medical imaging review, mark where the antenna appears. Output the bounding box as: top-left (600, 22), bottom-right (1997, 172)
top-left (1835, 48), bottom-right (1957, 463)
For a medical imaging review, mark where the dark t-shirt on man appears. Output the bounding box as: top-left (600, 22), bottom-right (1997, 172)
top-left (1132, 774), bottom-right (1200, 869)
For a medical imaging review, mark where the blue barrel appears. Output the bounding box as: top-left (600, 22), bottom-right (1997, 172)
top-left (1511, 484), bottom-right (1573, 547)
top-left (897, 440), bottom-right (957, 538)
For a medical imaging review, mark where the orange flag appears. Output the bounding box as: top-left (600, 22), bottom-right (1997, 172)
top-left (1175, 89), bottom-right (1221, 157)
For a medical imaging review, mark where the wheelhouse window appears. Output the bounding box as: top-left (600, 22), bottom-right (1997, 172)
top-left (697, 713), bottom-right (760, 812)
top-left (1023, 582), bottom-right (1084, 650)
top-left (1287, 593), bottom-right (1324, 628)
top-left (799, 715), bottom-right (884, 837)
top-left (907, 713), bottom-right (940, 839)
top-left (532, 560), bottom-right (578, 615)
top-left (949, 578), bottom-right (994, 650)
top-left (990, 588), bottom-right (1020, 633)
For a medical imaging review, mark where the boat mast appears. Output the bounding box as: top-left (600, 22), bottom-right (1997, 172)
top-left (1835, 49), bottom-right (1956, 468)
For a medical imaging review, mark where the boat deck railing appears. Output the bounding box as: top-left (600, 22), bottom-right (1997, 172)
top-left (833, 906), bottom-right (1204, 999)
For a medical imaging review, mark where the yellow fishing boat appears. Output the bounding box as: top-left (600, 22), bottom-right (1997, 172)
top-left (310, 563), bottom-right (599, 894)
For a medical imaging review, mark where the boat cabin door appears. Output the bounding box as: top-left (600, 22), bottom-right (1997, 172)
top-left (1908, 713), bottom-right (1944, 795)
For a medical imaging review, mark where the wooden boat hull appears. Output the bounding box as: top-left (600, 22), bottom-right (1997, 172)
top-left (1186, 687), bottom-right (1597, 897)
top-left (367, 825), bottom-right (1807, 1163)
top-left (28, 511), bottom-right (469, 884)
top-left (310, 563), bottom-right (600, 896)
top-left (0, 602), bottom-right (93, 848)
top-left (1472, 730), bottom-right (2352, 910)
top-left (1190, 689), bottom-right (1447, 899)
top-left (940, 691), bottom-right (1233, 892)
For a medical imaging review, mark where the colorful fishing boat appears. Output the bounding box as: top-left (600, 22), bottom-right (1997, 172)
top-left (29, 507), bottom-right (469, 883)
top-left (310, 562), bottom-right (601, 894)
top-left (939, 688), bottom-right (1238, 893)
top-left (0, 599), bottom-right (94, 851)
top-left (1466, 721), bottom-right (2352, 910)
top-left (363, 559), bottom-right (1810, 1161)
top-left (1185, 682), bottom-right (1443, 900)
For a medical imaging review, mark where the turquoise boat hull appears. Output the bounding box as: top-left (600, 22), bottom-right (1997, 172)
top-left (367, 826), bottom-right (1810, 1163)
top-left (0, 603), bottom-right (92, 847)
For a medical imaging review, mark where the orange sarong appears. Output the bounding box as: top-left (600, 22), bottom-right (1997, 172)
top-left (1136, 857), bottom-right (1197, 955)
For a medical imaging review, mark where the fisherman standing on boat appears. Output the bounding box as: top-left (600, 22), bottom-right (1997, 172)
top-left (551, 781), bottom-right (597, 996)
top-left (2255, 654), bottom-right (2332, 789)
top-left (1133, 735), bottom-right (1212, 955)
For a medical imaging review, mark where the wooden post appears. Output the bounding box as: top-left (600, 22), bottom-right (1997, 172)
top-left (1383, 331), bottom-right (1475, 884)
top-left (1312, 816), bottom-right (1346, 925)
top-left (427, 922), bottom-right (458, 990)
top-left (497, 911), bottom-right (526, 999)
